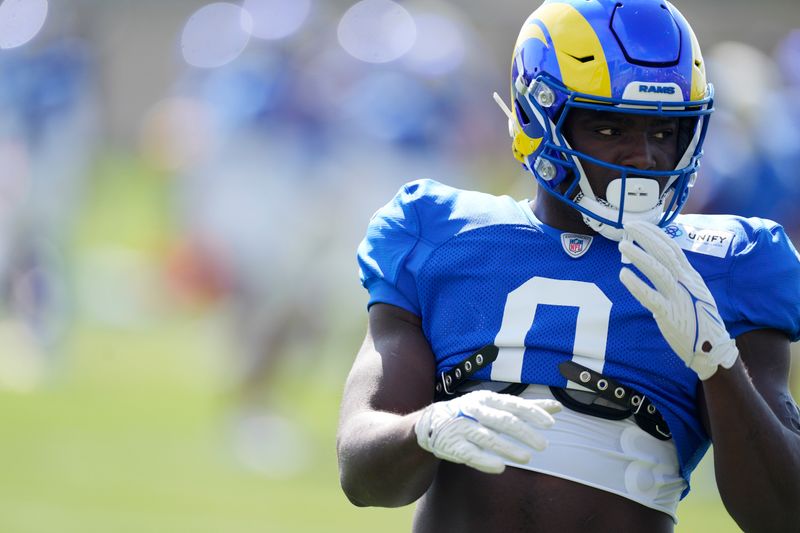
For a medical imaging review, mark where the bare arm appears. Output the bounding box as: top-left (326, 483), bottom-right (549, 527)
top-left (336, 303), bottom-right (439, 508)
top-left (699, 328), bottom-right (800, 533)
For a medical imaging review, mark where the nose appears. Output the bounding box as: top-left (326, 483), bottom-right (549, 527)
top-left (618, 133), bottom-right (657, 170)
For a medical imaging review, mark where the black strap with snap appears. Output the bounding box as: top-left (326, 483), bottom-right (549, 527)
top-left (434, 344), bottom-right (497, 401)
top-left (554, 361), bottom-right (672, 441)
top-left (433, 344), bottom-right (526, 401)
top-left (431, 348), bottom-right (673, 442)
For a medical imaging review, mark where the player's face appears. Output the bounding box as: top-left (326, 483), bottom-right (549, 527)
top-left (563, 108), bottom-right (681, 198)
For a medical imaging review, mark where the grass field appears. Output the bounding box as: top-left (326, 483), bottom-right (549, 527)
top-left (0, 318), bottom-right (744, 533)
top-left (0, 157), bottom-right (746, 532)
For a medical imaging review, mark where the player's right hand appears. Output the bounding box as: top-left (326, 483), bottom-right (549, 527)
top-left (414, 390), bottom-right (561, 474)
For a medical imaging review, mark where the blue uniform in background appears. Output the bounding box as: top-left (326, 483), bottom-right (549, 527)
top-left (358, 179), bottom-right (800, 494)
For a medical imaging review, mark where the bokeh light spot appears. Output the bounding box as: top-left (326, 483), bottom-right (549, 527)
top-left (243, 0), bottom-right (311, 40)
top-left (0, 0), bottom-right (49, 49)
top-left (139, 97), bottom-right (215, 172)
top-left (337, 0), bottom-right (416, 64)
top-left (403, 13), bottom-right (466, 77)
top-left (181, 3), bottom-right (253, 69)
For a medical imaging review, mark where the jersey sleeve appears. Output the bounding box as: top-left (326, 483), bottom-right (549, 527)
top-left (356, 181), bottom-right (426, 315)
top-left (725, 219), bottom-right (800, 341)
top-left (357, 178), bottom-right (526, 315)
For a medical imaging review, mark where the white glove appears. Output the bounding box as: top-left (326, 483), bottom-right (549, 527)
top-left (618, 220), bottom-right (739, 380)
top-left (414, 390), bottom-right (561, 474)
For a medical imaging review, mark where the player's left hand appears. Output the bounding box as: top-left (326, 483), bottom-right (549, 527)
top-left (618, 220), bottom-right (739, 380)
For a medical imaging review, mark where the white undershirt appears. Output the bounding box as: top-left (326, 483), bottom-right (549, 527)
top-left (508, 384), bottom-right (686, 523)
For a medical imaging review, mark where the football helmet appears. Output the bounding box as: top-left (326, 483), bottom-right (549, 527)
top-left (497, 0), bottom-right (713, 240)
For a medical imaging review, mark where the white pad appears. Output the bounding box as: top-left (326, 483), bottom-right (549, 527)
top-left (606, 178), bottom-right (661, 212)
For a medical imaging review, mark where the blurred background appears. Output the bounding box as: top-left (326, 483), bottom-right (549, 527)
top-left (0, 0), bottom-right (797, 531)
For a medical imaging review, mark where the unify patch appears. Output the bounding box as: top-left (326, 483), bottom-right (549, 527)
top-left (661, 224), bottom-right (734, 258)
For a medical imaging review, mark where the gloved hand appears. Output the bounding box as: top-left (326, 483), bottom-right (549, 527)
top-left (619, 220), bottom-right (739, 380)
top-left (414, 390), bottom-right (561, 474)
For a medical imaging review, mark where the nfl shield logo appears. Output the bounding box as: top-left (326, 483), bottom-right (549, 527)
top-left (561, 233), bottom-right (593, 259)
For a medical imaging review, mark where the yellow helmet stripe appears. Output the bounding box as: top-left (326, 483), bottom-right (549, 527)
top-left (686, 25), bottom-right (707, 101)
top-left (534, 3), bottom-right (612, 98)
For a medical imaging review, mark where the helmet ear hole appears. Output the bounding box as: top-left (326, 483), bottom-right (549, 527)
top-left (515, 100), bottom-right (531, 126)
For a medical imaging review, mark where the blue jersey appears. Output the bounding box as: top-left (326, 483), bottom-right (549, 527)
top-left (357, 179), bottom-right (800, 494)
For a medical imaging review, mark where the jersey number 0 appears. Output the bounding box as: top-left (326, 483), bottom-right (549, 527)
top-left (490, 277), bottom-right (612, 386)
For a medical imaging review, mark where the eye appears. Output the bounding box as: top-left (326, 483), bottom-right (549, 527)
top-left (596, 127), bottom-right (619, 136)
top-left (652, 129), bottom-right (675, 140)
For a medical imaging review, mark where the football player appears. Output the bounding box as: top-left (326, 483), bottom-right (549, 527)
top-left (337, 0), bottom-right (800, 531)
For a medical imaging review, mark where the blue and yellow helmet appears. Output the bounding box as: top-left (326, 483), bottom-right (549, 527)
top-left (503, 0), bottom-right (713, 237)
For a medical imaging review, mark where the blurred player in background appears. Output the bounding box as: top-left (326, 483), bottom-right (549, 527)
top-left (0, 36), bottom-right (97, 388)
top-left (338, 1), bottom-right (800, 531)
top-left (162, 44), bottom-right (328, 476)
top-left (162, 9), bottom-right (487, 475)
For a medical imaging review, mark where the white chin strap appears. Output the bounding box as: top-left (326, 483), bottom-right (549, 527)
top-left (576, 178), bottom-right (664, 241)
